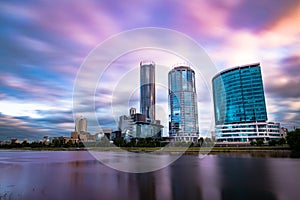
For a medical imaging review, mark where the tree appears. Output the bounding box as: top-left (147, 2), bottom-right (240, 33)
top-left (268, 140), bottom-right (277, 146)
top-left (286, 129), bottom-right (300, 151)
top-left (203, 137), bottom-right (213, 147)
top-left (250, 140), bottom-right (256, 146)
top-left (22, 140), bottom-right (30, 147)
top-left (256, 139), bottom-right (264, 146)
top-left (63, 140), bottom-right (74, 148)
top-left (278, 138), bottom-right (286, 146)
top-left (198, 137), bottom-right (204, 147)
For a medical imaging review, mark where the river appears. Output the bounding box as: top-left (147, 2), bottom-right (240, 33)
top-left (0, 150), bottom-right (299, 200)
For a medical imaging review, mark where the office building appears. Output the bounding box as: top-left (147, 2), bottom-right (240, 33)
top-left (168, 66), bottom-right (199, 141)
top-left (72, 117), bottom-right (96, 142)
top-left (118, 115), bottom-right (134, 136)
top-left (140, 61), bottom-right (156, 121)
top-left (212, 63), bottom-right (283, 142)
top-left (75, 117), bottom-right (87, 132)
top-left (117, 61), bottom-right (163, 140)
top-left (118, 108), bottom-right (162, 139)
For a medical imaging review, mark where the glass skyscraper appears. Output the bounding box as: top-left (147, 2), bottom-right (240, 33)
top-left (213, 63), bottom-right (267, 125)
top-left (168, 66), bottom-right (199, 141)
top-left (140, 61), bottom-right (155, 121)
top-left (212, 63), bottom-right (282, 142)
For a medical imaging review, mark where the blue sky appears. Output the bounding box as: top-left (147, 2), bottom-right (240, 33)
top-left (1, 0), bottom-right (300, 140)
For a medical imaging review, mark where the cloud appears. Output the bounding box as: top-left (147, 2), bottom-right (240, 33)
top-left (0, 104), bottom-right (77, 140)
top-left (1, 0), bottom-right (300, 141)
top-left (0, 113), bottom-right (59, 141)
top-left (0, 73), bottom-right (71, 102)
top-left (280, 55), bottom-right (300, 76)
top-left (226, 0), bottom-right (300, 32)
top-left (264, 54), bottom-right (300, 98)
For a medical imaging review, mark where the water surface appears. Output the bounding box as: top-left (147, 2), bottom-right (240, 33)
top-left (0, 150), bottom-right (299, 200)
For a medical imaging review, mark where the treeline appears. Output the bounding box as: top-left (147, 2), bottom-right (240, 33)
top-left (112, 137), bottom-right (214, 148)
top-left (250, 138), bottom-right (286, 146)
top-left (113, 137), bottom-right (162, 147)
top-left (2, 130), bottom-right (299, 150)
top-left (0, 139), bottom-right (85, 149)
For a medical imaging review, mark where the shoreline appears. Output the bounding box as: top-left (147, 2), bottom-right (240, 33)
top-left (1, 146), bottom-right (298, 158)
top-left (0, 146), bottom-right (291, 151)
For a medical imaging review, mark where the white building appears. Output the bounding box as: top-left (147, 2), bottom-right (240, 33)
top-left (215, 121), bottom-right (284, 142)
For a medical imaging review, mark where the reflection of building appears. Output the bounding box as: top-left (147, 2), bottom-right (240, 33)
top-left (212, 63), bottom-right (283, 142)
top-left (140, 61), bottom-right (156, 121)
top-left (168, 66), bottom-right (199, 141)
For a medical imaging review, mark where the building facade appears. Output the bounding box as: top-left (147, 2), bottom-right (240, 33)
top-left (140, 61), bottom-right (156, 121)
top-left (168, 66), bottom-right (199, 141)
top-left (215, 121), bottom-right (284, 142)
top-left (212, 63), bottom-right (282, 142)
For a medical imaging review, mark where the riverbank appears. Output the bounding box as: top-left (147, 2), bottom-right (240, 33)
top-left (0, 146), bottom-right (291, 151)
top-left (1, 146), bottom-right (297, 158)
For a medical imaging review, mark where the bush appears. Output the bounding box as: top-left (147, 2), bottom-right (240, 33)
top-left (250, 140), bottom-right (256, 146)
top-left (268, 140), bottom-right (277, 146)
top-left (256, 139), bottom-right (264, 146)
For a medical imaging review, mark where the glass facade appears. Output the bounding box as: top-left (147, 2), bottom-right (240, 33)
top-left (140, 61), bottom-right (156, 121)
top-left (168, 66), bottom-right (199, 137)
top-left (212, 63), bottom-right (283, 142)
top-left (213, 63), bottom-right (267, 125)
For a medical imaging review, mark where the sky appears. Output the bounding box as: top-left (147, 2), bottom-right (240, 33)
top-left (0, 0), bottom-right (300, 141)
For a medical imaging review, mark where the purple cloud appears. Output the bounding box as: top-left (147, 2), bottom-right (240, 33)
top-left (226, 0), bottom-right (300, 32)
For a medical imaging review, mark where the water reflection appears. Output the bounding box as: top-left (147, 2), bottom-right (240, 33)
top-left (217, 156), bottom-right (277, 200)
top-left (0, 151), bottom-right (300, 200)
top-left (169, 155), bottom-right (202, 199)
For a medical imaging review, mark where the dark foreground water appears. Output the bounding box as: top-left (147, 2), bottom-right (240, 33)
top-left (0, 151), bottom-right (299, 200)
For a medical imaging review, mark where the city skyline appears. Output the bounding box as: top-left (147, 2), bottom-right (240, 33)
top-left (1, 0), bottom-right (300, 140)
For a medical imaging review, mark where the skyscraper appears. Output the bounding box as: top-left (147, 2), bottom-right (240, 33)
top-left (212, 63), bottom-right (283, 142)
top-left (140, 61), bottom-right (155, 121)
top-left (168, 66), bottom-right (199, 141)
top-left (75, 117), bottom-right (87, 132)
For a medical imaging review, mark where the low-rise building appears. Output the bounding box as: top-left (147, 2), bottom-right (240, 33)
top-left (215, 121), bottom-right (284, 142)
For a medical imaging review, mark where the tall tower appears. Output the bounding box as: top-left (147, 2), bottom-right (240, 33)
top-left (212, 63), bottom-right (277, 142)
top-left (168, 66), bottom-right (199, 139)
top-left (140, 61), bottom-right (155, 121)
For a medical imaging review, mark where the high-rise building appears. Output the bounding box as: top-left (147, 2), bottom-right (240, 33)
top-left (140, 61), bottom-right (155, 121)
top-left (212, 63), bottom-right (283, 142)
top-left (75, 117), bottom-right (87, 132)
top-left (213, 63), bottom-right (267, 125)
top-left (168, 66), bottom-right (199, 141)
top-left (118, 61), bottom-right (163, 140)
